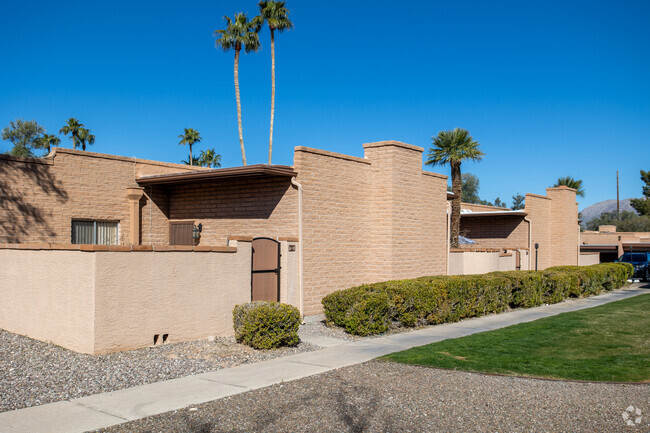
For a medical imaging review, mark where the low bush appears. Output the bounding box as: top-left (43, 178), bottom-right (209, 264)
top-left (233, 301), bottom-right (301, 349)
top-left (322, 263), bottom-right (633, 336)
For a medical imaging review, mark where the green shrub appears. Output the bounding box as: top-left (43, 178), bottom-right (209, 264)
top-left (344, 291), bottom-right (391, 336)
top-left (322, 263), bottom-right (632, 336)
top-left (233, 301), bottom-right (301, 349)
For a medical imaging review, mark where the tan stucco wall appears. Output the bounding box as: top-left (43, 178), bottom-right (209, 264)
top-left (280, 241), bottom-right (300, 308)
top-left (0, 244), bottom-right (262, 354)
top-left (579, 252), bottom-right (600, 266)
top-left (0, 249), bottom-right (96, 353)
top-left (92, 242), bottom-right (252, 353)
top-left (449, 250), bottom-right (526, 275)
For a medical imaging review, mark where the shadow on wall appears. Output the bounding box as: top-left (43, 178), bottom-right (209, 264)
top-left (0, 159), bottom-right (68, 243)
top-left (167, 179), bottom-right (291, 220)
top-left (460, 216), bottom-right (520, 241)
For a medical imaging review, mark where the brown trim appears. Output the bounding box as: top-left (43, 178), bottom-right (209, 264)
top-left (137, 164), bottom-right (297, 185)
top-left (460, 211), bottom-right (527, 217)
top-left (229, 235), bottom-right (254, 242)
top-left (278, 236), bottom-right (299, 242)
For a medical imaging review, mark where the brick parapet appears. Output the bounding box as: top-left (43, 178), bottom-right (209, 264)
top-left (294, 146), bottom-right (370, 165)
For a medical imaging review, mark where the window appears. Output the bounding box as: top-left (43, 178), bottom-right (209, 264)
top-left (169, 221), bottom-right (194, 246)
top-left (72, 220), bottom-right (119, 245)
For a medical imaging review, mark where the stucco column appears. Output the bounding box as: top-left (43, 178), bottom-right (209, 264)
top-left (126, 187), bottom-right (144, 245)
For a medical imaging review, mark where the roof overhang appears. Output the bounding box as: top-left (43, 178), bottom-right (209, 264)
top-left (623, 242), bottom-right (650, 252)
top-left (136, 164), bottom-right (297, 186)
top-left (580, 244), bottom-right (618, 252)
top-left (460, 210), bottom-right (527, 217)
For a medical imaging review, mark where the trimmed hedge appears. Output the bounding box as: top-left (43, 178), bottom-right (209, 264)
top-left (233, 301), bottom-right (301, 349)
top-left (322, 263), bottom-right (634, 336)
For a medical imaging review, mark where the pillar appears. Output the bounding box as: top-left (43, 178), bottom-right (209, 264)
top-left (126, 187), bottom-right (144, 245)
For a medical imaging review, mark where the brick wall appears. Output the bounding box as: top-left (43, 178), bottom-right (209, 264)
top-left (0, 149), bottom-right (198, 245)
top-left (547, 186), bottom-right (579, 267)
top-left (460, 215), bottom-right (528, 249)
top-left (525, 193), bottom-right (552, 269)
top-left (295, 142), bottom-right (448, 315)
top-left (294, 147), bottom-right (374, 314)
top-left (167, 177), bottom-right (298, 245)
top-left (523, 187), bottom-right (578, 270)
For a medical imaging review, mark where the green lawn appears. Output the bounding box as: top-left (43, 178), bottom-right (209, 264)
top-left (382, 294), bottom-right (650, 382)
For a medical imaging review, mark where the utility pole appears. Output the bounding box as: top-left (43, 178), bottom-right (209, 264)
top-left (616, 170), bottom-right (620, 220)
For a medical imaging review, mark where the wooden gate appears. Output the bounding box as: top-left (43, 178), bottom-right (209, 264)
top-left (251, 237), bottom-right (280, 302)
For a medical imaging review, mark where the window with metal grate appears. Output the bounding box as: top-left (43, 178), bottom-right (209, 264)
top-left (71, 220), bottom-right (119, 245)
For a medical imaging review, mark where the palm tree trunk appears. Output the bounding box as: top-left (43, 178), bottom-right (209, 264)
top-left (234, 49), bottom-right (247, 166)
top-left (189, 143), bottom-right (193, 166)
top-left (268, 28), bottom-right (275, 165)
top-left (451, 162), bottom-right (462, 247)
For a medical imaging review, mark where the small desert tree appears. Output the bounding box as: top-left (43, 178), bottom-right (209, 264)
top-left (1, 119), bottom-right (45, 157)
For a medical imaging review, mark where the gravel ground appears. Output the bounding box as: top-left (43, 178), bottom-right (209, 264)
top-left (299, 319), bottom-right (360, 341)
top-left (0, 330), bottom-right (318, 413)
top-left (93, 361), bottom-right (650, 433)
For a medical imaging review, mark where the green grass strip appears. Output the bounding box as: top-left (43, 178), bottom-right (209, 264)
top-left (382, 294), bottom-right (650, 382)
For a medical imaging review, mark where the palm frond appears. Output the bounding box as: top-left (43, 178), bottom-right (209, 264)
top-left (214, 13), bottom-right (262, 53)
top-left (425, 128), bottom-right (484, 167)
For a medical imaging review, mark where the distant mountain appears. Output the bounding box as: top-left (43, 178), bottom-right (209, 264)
top-left (580, 198), bottom-right (636, 226)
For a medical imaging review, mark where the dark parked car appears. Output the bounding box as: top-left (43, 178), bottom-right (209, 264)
top-left (616, 252), bottom-right (650, 281)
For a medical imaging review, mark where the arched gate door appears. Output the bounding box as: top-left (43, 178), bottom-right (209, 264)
top-left (251, 237), bottom-right (280, 302)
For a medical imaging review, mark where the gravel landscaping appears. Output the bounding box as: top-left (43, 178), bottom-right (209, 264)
top-left (0, 329), bottom-right (318, 413)
top-left (299, 318), bottom-right (360, 341)
top-left (93, 361), bottom-right (650, 433)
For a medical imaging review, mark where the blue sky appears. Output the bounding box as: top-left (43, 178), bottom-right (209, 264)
top-left (1, 0), bottom-right (648, 210)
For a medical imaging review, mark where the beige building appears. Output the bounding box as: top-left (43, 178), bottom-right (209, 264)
top-left (580, 225), bottom-right (650, 263)
top-left (0, 141), bottom-right (580, 353)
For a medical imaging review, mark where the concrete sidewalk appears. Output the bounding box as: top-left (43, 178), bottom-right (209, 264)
top-left (1, 284), bottom-right (647, 433)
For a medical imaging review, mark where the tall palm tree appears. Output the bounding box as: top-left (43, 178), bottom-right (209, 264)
top-left (199, 148), bottom-right (222, 168)
top-left (426, 128), bottom-right (485, 247)
top-left (258, 1), bottom-right (293, 164)
top-left (77, 127), bottom-right (95, 151)
top-left (178, 128), bottom-right (202, 166)
top-left (37, 134), bottom-right (61, 154)
top-left (59, 118), bottom-right (84, 149)
top-left (554, 176), bottom-right (585, 197)
top-left (215, 13), bottom-right (262, 166)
